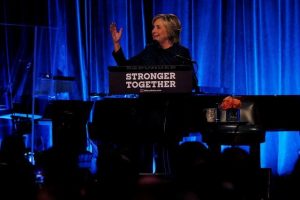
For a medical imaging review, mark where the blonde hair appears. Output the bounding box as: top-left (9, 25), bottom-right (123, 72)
top-left (152, 14), bottom-right (182, 43)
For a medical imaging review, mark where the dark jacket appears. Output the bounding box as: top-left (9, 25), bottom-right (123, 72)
top-left (112, 42), bottom-right (199, 92)
top-left (112, 42), bottom-right (191, 66)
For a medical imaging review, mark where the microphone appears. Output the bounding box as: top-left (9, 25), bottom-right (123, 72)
top-left (175, 54), bottom-right (197, 64)
top-left (175, 55), bottom-right (202, 94)
top-left (147, 40), bottom-right (160, 48)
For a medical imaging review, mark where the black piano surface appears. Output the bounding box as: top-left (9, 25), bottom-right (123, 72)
top-left (89, 94), bottom-right (300, 142)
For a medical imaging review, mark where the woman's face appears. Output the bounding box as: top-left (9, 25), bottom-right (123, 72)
top-left (152, 18), bottom-right (169, 44)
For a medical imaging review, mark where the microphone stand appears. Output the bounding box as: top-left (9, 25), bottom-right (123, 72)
top-left (0, 22), bottom-right (57, 166)
top-left (175, 55), bottom-right (200, 93)
top-left (28, 26), bottom-right (38, 165)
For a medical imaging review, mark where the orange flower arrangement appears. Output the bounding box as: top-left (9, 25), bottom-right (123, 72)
top-left (219, 96), bottom-right (241, 110)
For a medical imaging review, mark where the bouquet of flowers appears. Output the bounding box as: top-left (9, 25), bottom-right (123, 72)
top-left (219, 96), bottom-right (241, 110)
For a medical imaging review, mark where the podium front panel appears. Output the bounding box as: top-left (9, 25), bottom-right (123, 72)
top-left (108, 65), bottom-right (193, 94)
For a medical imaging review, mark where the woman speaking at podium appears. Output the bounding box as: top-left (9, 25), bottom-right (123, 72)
top-left (110, 13), bottom-right (199, 91)
top-left (106, 14), bottom-right (198, 176)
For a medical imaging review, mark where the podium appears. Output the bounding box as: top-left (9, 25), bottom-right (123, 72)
top-left (108, 65), bottom-right (193, 94)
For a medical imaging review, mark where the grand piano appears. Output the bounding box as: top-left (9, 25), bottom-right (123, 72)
top-left (87, 93), bottom-right (300, 172)
top-left (89, 94), bottom-right (300, 143)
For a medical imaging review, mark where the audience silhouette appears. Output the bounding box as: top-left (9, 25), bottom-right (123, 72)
top-left (0, 134), bottom-right (36, 199)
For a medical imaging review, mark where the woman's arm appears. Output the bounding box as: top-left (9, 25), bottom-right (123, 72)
top-left (110, 22), bottom-right (123, 52)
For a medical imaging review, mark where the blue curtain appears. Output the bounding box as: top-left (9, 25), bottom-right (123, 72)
top-left (153, 0), bottom-right (300, 176)
top-left (1, 0), bottom-right (300, 175)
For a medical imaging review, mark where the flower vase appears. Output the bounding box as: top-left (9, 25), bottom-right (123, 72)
top-left (225, 109), bottom-right (240, 122)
